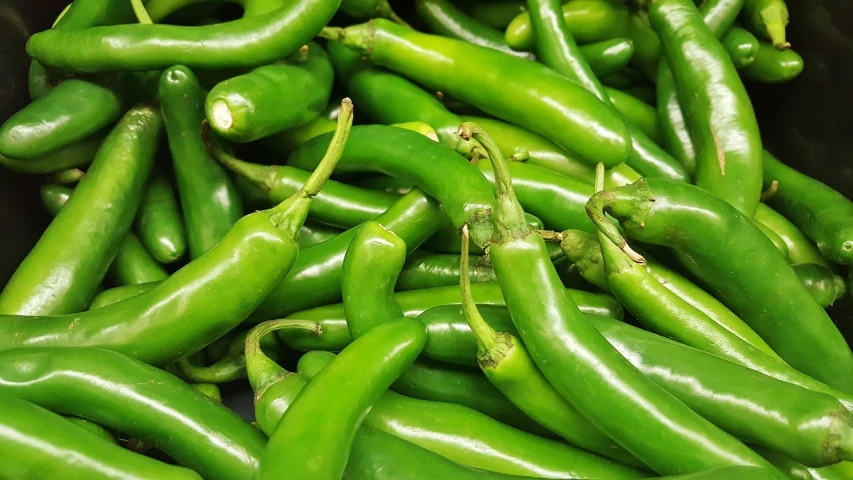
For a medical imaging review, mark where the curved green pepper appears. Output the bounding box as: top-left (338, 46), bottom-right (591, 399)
top-left (754, 203), bottom-right (832, 268)
top-left (0, 132), bottom-right (104, 174)
top-left (468, 123), bottom-right (776, 474)
top-left (0, 105), bottom-right (162, 315)
top-left (160, 66), bottom-right (243, 260)
top-left (206, 42), bottom-right (334, 142)
top-left (505, 0), bottom-right (630, 50)
top-left (396, 251), bottom-right (496, 291)
top-left (135, 172), bottom-right (187, 264)
top-left (0, 392), bottom-right (201, 479)
top-left (89, 282), bottom-right (158, 309)
top-left (333, 19), bottom-right (633, 168)
top-left (0, 101), bottom-right (353, 364)
top-left (722, 27), bottom-right (760, 68)
top-left (741, 42), bottom-right (804, 83)
top-left (259, 318), bottom-right (425, 479)
top-left (0, 347), bottom-right (267, 480)
top-left (793, 263), bottom-right (847, 308)
top-left (40, 184), bottom-right (168, 286)
top-left (588, 177), bottom-right (853, 392)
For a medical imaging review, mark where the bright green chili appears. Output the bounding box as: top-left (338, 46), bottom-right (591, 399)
top-left (722, 27), bottom-right (760, 68)
top-left (793, 263), bottom-right (847, 308)
top-left (160, 65), bottom-right (243, 260)
top-left (466, 122), bottom-right (777, 474)
top-left (741, 42), bottom-right (804, 83)
top-left (504, 0), bottom-right (630, 50)
top-left (587, 177), bottom-right (853, 392)
top-left (396, 250), bottom-right (496, 291)
top-left (754, 203), bottom-right (832, 268)
top-left (331, 19), bottom-right (633, 168)
top-left (135, 172), bottom-right (187, 264)
top-left (0, 105), bottom-right (162, 315)
top-left (27, 0), bottom-right (342, 72)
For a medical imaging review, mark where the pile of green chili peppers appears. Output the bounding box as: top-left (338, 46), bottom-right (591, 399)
top-left (1, 0), bottom-right (852, 478)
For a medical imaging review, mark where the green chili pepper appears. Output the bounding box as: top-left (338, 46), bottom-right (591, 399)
top-left (505, 0), bottom-right (630, 50)
top-left (259, 318), bottom-right (426, 479)
top-left (559, 229), bottom-right (780, 357)
top-left (249, 189), bottom-right (446, 321)
top-left (160, 66), bottom-right (243, 260)
top-left (0, 105), bottom-right (162, 315)
top-left (754, 204), bottom-right (832, 268)
top-left (0, 100), bottom-right (353, 364)
top-left (0, 76), bottom-right (137, 161)
top-left (587, 177), bottom-right (853, 392)
top-left (582, 38), bottom-right (636, 77)
top-left (89, 282), bottom-right (158, 309)
top-left (27, 0), bottom-right (341, 72)
top-left (792, 263), bottom-right (848, 308)
top-left (458, 115), bottom-right (642, 187)
top-left (524, 0), bottom-right (688, 182)
top-left (0, 131), bottom-right (104, 174)
top-left (326, 41), bottom-right (483, 159)
top-left (331, 19), bottom-right (633, 168)
top-left (740, 0), bottom-right (789, 49)
top-left (0, 346), bottom-right (273, 480)
top-left (606, 86), bottom-right (664, 146)
top-left (762, 151), bottom-right (853, 266)
top-left (416, 0), bottom-right (535, 59)
top-left (47, 168), bottom-right (85, 185)
top-left (655, 0), bottom-right (744, 178)
top-left (298, 221), bottom-right (341, 247)
top-left (345, 425), bottom-right (538, 480)
top-left (651, 0), bottom-right (763, 217)
top-left (396, 250), bottom-right (496, 291)
top-left (467, 122), bottom-right (777, 474)
top-left (458, 226), bottom-right (641, 466)
top-left (206, 43), bottom-right (333, 142)
top-left (722, 27), bottom-right (760, 68)
top-left (741, 42), bottom-right (804, 83)
top-left (192, 383), bottom-right (222, 402)
top-left (64, 417), bottom-right (116, 444)
top-left (0, 391), bottom-right (201, 479)
top-left (755, 448), bottom-right (841, 480)
top-left (755, 221), bottom-right (790, 258)
top-left (283, 283), bottom-right (624, 348)
top-left (288, 125), bottom-right (498, 247)
top-left (299, 350), bottom-right (645, 478)
top-left (135, 172), bottom-right (187, 264)
top-left (40, 184), bottom-right (169, 286)
top-left (340, 222), bottom-right (551, 436)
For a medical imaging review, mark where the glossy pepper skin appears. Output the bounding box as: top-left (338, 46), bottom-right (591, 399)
top-left (249, 189), bottom-right (446, 321)
top-left (793, 263), bottom-right (848, 308)
top-left (396, 251), bottom-right (496, 291)
top-left (0, 392), bottom-right (202, 480)
top-left (741, 42), bottom-right (803, 82)
top-left (259, 319), bottom-right (426, 479)
top-left (40, 184), bottom-right (168, 286)
top-left (26, 0), bottom-right (342, 72)
top-left (344, 425), bottom-right (536, 480)
top-left (299, 351), bottom-right (645, 479)
top-left (466, 123), bottom-right (776, 475)
top-left (89, 282), bottom-right (158, 309)
top-left (588, 178), bottom-right (853, 393)
top-left (0, 132), bottom-right (105, 174)
top-left (651, 0), bottom-right (763, 217)
top-left (505, 0), bottom-right (630, 50)
top-left (559, 229), bottom-right (780, 358)
top-left (416, 0), bottom-right (535, 59)
top-left (458, 227), bottom-right (640, 466)
top-left (525, 0), bottom-right (688, 183)
top-left (722, 27), bottom-right (760, 68)
top-left (135, 172), bottom-right (187, 264)
top-left (740, 0), bottom-right (789, 49)
top-left (288, 125), bottom-right (498, 247)
top-left (160, 66), bottom-right (243, 260)
top-left (0, 101), bottom-right (354, 364)
top-left (754, 203), bottom-right (832, 268)
top-left (340, 222), bottom-right (550, 436)
top-left (206, 42), bottom-right (333, 142)
top-left (762, 151), bottom-right (853, 265)
top-left (0, 76), bottom-right (134, 160)
top-left (0, 347), bottom-right (266, 480)
top-left (326, 41), bottom-right (482, 158)
top-left (334, 19), bottom-right (633, 168)
top-left (0, 105), bottom-right (162, 315)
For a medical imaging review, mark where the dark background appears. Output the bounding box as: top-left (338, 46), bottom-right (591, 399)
top-left (1, 2), bottom-right (851, 344)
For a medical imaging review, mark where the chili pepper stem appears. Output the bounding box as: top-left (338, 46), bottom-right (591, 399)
top-left (760, 7), bottom-right (789, 50)
top-left (459, 122), bottom-right (528, 239)
top-left (585, 176), bottom-right (650, 265)
top-left (265, 98), bottom-right (353, 235)
top-left (593, 163), bottom-right (638, 273)
top-left (176, 355), bottom-right (246, 384)
top-left (205, 131), bottom-right (279, 194)
top-left (245, 320), bottom-right (321, 396)
top-left (460, 225), bottom-right (508, 364)
top-left (319, 27), bottom-right (346, 41)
